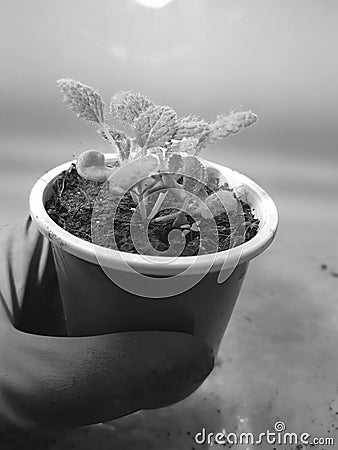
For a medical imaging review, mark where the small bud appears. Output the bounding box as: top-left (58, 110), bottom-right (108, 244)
top-left (76, 150), bottom-right (113, 182)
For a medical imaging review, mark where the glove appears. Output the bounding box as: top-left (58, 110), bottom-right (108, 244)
top-left (0, 217), bottom-right (213, 444)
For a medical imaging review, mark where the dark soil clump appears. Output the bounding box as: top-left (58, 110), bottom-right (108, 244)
top-left (46, 164), bottom-right (260, 257)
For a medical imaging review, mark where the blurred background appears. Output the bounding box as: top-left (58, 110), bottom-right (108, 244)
top-left (0, 0), bottom-right (337, 222)
top-left (1, 1), bottom-right (338, 449)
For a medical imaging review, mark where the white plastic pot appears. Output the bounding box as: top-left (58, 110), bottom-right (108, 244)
top-left (30, 154), bottom-right (278, 356)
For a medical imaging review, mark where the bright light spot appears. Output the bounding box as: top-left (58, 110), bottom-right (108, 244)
top-left (133, 0), bottom-right (175, 9)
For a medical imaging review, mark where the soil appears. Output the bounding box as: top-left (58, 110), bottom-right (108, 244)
top-left (45, 164), bottom-right (260, 257)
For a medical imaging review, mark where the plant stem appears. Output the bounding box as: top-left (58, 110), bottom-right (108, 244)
top-left (157, 149), bottom-right (166, 170)
top-left (141, 144), bottom-right (148, 156)
top-left (138, 194), bottom-right (147, 220)
top-left (181, 194), bottom-right (190, 212)
top-left (130, 188), bottom-right (147, 219)
top-left (146, 180), bottom-right (166, 195)
top-left (151, 190), bottom-right (191, 224)
top-left (101, 124), bottom-right (123, 165)
top-left (148, 191), bottom-right (168, 220)
top-left (153, 211), bottom-right (180, 223)
top-left (162, 174), bottom-right (186, 202)
top-left (139, 178), bottom-right (158, 196)
top-left (130, 189), bottom-right (139, 205)
top-left (58, 177), bottom-right (65, 197)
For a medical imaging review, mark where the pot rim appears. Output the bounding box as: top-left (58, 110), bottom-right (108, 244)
top-left (29, 154), bottom-right (278, 275)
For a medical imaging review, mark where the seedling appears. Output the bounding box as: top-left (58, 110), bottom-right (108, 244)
top-left (57, 79), bottom-right (257, 226)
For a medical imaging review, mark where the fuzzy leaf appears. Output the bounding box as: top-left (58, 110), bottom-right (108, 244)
top-left (201, 189), bottom-right (238, 218)
top-left (181, 156), bottom-right (207, 195)
top-left (212, 111), bottom-right (257, 138)
top-left (57, 79), bottom-right (105, 125)
top-left (166, 155), bottom-right (207, 194)
top-left (183, 156), bottom-right (206, 182)
top-left (168, 153), bottom-right (183, 173)
top-left (197, 110), bottom-right (257, 152)
top-left (233, 184), bottom-right (249, 202)
top-left (97, 128), bottom-right (131, 161)
top-left (205, 166), bottom-right (221, 192)
top-left (110, 91), bottom-right (154, 125)
top-left (108, 155), bottom-right (159, 194)
top-left (166, 136), bottom-right (200, 155)
top-left (128, 139), bottom-right (143, 159)
top-left (135, 104), bottom-right (178, 149)
top-left (173, 116), bottom-right (210, 140)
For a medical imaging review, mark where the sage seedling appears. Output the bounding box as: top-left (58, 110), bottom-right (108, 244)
top-left (57, 78), bottom-right (257, 223)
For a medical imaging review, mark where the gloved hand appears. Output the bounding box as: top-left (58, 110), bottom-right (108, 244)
top-left (0, 217), bottom-right (213, 444)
